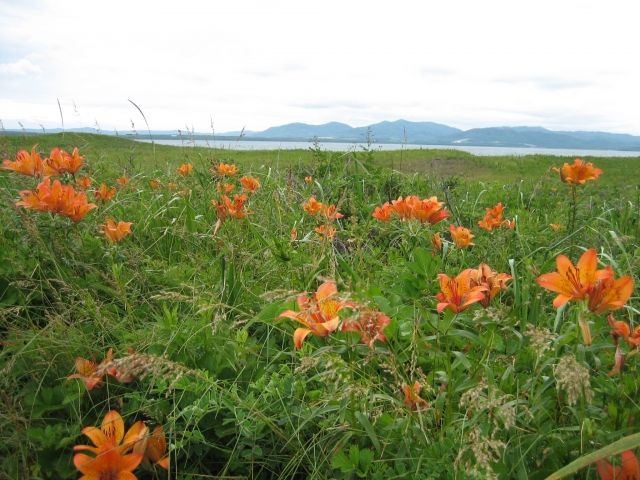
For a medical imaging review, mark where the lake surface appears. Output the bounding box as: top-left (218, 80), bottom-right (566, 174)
top-left (137, 139), bottom-right (640, 157)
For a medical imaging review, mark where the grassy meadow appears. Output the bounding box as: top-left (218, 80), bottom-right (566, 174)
top-left (0, 132), bottom-right (639, 479)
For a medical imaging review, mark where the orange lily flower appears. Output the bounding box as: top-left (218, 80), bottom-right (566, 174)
top-left (141, 425), bottom-right (169, 470)
top-left (314, 225), bottom-right (336, 241)
top-left (537, 249), bottom-right (612, 308)
top-left (431, 232), bottom-right (443, 255)
top-left (100, 219), bottom-right (133, 243)
top-left (16, 177), bottom-right (97, 221)
top-left (291, 227), bottom-right (298, 242)
top-left (168, 182), bottom-right (178, 191)
top-left (149, 179), bottom-right (162, 189)
top-left (94, 184), bottom-right (117, 202)
top-left (372, 202), bottom-right (392, 222)
top-left (390, 196), bottom-right (413, 220)
top-left (406, 196), bottom-right (450, 225)
top-left (502, 219), bottom-right (516, 229)
top-left (74, 411), bottom-right (148, 455)
top-left (276, 281), bottom-right (354, 348)
top-left (64, 148), bottom-right (86, 174)
top-left (469, 263), bottom-right (513, 308)
top-left (448, 225), bottom-right (475, 249)
top-left (341, 308), bottom-right (391, 348)
top-left (76, 176), bottom-right (93, 189)
top-left (217, 182), bottom-right (236, 194)
top-left (223, 194), bottom-right (253, 219)
top-left (554, 158), bottom-right (603, 184)
top-left (67, 348), bottom-right (115, 390)
top-left (116, 175), bottom-right (130, 185)
top-left (304, 176), bottom-right (313, 184)
top-left (486, 202), bottom-right (505, 218)
top-left (549, 223), bottom-right (563, 231)
top-left (42, 147), bottom-right (66, 176)
top-left (240, 175), bottom-right (261, 193)
top-left (213, 162), bottom-right (239, 176)
top-left (74, 442), bottom-right (143, 480)
top-left (596, 450), bottom-right (640, 480)
top-left (177, 163), bottom-right (194, 176)
top-left (478, 215), bottom-right (503, 231)
top-left (65, 196), bottom-right (99, 222)
top-left (608, 313), bottom-right (640, 351)
top-left (402, 381), bottom-right (429, 411)
top-left (321, 204), bottom-right (343, 221)
top-left (586, 266), bottom-right (634, 314)
top-left (303, 197), bottom-right (324, 216)
top-left (1, 144), bottom-right (43, 177)
top-left (436, 269), bottom-right (488, 314)
top-left (16, 177), bottom-right (55, 212)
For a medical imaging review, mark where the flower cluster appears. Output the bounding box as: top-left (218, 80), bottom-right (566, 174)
top-left (478, 202), bottom-right (515, 231)
top-left (67, 348), bottom-right (135, 390)
top-left (437, 263), bottom-right (512, 313)
top-left (100, 219), bottom-right (134, 243)
top-left (302, 197), bottom-right (343, 241)
top-left (16, 176), bottom-right (98, 222)
top-left (372, 195), bottom-right (450, 225)
top-left (276, 282), bottom-right (390, 350)
top-left (3, 145), bottom-right (88, 178)
top-left (211, 194), bottom-right (253, 235)
top-left (73, 411), bottom-right (169, 479)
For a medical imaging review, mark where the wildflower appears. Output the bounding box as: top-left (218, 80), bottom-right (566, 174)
top-left (94, 184), bottom-right (117, 202)
top-left (608, 313), bottom-right (640, 351)
top-left (149, 179), bottom-right (161, 189)
top-left (448, 224), bottom-right (475, 249)
top-left (116, 175), bottom-right (130, 185)
top-left (596, 450), bottom-right (640, 480)
top-left (217, 182), bottom-right (235, 194)
top-left (240, 175), bottom-right (261, 193)
top-left (314, 225), bottom-right (336, 240)
top-left (469, 263), bottom-right (513, 308)
top-left (502, 219), bottom-right (516, 229)
top-left (141, 425), bottom-right (169, 470)
top-left (16, 177), bottom-right (97, 221)
top-left (407, 196), bottom-right (451, 225)
top-left (486, 202), bottom-right (505, 218)
top-left (64, 148), bottom-right (86, 174)
top-left (73, 411), bottom-right (148, 477)
top-left (76, 176), bottom-right (93, 189)
top-left (586, 266), bottom-right (634, 314)
top-left (100, 219), bottom-right (133, 243)
top-left (304, 176), bottom-right (312, 184)
top-left (537, 249), bottom-right (612, 308)
top-left (168, 182), bottom-right (178, 191)
top-left (390, 196), bottom-right (413, 220)
top-left (42, 148), bottom-right (66, 176)
top-left (74, 442), bottom-right (143, 480)
top-left (1, 144), bottom-right (43, 177)
top-left (431, 232), bottom-right (442, 255)
top-left (436, 269), bottom-right (488, 314)
top-left (213, 162), bottom-right (239, 176)
top-left (341, 307), bottom-right (391, 348)
top-left (478, 215), bottom-right (503, 231)
top-left (177, 163), bottom-right (194, 176)
top-left (303, 196), bottom-right (324, 216)
top-left (291, 227), bottom-right (297, 242)
top-left (276, 281), bottom-right (354, 348)
top-left (549, 223), bottom-right (563, 231)
top-left (554, 158), bottom-right (603, 184)
top-left (67, 349), bottom-right (115, 390)
top-left (402, 381), bottom-right (429, 411)
top-left (223, 194), bottom-right (252, 219)
top-left (321, 204), bottom-right (343, 221)
top-left (372, 202), bottom-right (392, 222)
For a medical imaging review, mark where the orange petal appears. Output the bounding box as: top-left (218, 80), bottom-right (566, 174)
top-left (576, 249), bottom-right (598, 285)
top-left (156, 457), bottom-right (170, 469)
top-left (316, 282), bottom-right (338, 300)
top-left (293, 328), bottom-right (314, 349)
top-left (80, 425), bottom-right (108, 448)
top-left (101, 411), bottom-right (125, 446)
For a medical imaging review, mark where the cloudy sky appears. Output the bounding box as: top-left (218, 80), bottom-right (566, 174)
top-left (1, 0), bottom-right (639, 134)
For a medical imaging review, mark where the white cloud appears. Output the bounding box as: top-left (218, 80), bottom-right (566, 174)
top-left (0, 59), bottom-right (42, 76)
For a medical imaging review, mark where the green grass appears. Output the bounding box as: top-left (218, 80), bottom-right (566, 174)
top-left (0, 133), bottom-right (639, 479)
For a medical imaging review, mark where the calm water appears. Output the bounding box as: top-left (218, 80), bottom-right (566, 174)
top-left (137, 139), bottom-right (640, 157)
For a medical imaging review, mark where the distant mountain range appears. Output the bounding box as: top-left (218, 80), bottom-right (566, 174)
top-left (6, 120), bottom-right (640, 151)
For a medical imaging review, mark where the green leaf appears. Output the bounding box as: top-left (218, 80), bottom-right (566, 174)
top-left (359, 448), bottom-right (374, 471)
top-left (331, 451), bottom-right (355, 473)
top-left (545, 432), bottom-right (640, 479)
top-left (349, 445), bottom-right (360, 467)
top-left (355, 412), bottom-right (381, 453)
